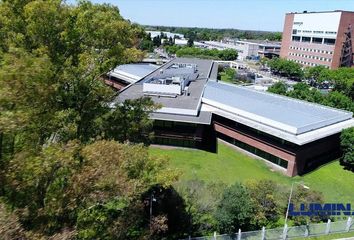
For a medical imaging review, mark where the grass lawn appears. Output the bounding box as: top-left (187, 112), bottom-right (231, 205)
top-left (294, 231), bottom-right (354, 240)
top-left (220, 74), bottom-right (235, 84)
top-left (149, 142), bottom-right (354, 204)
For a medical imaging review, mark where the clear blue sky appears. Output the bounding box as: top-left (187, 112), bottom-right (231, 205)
top-left (69, 0), bottom-right (354, 31)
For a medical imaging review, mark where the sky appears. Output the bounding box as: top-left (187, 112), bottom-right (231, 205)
top-left (69, 0), bottom-right (354, 31)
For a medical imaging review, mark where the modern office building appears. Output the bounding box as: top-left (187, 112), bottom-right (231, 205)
top-left (280, 10), bottom-right (354, 69)
top-left (114, 58), bottom-right (354, 177)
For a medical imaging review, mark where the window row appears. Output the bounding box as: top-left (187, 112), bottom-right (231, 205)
top-left (289, 58), bottom-right (330, 68)
top-left (293, 29), bottom-right (337, 35)
top-left (292, 36), bottom-right (336, 45)
top-left (154, 137), bottom-right (197, 148)
top-left (217, 132), bottom-right (289, 169)
top-left (288, 52), bottom-right (332, 62)
top-left (289, 46), bottom-right (333, 55)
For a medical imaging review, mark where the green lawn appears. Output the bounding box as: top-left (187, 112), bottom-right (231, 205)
top-left (294, 231), bottom-right (354, 240)
top-left (220, 74), bottom-right (235, 83)
top-left (149, 142), bottom-right (354, 203)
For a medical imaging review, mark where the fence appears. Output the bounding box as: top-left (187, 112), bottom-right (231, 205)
top-left (180, 217), bottom-right (354, 240)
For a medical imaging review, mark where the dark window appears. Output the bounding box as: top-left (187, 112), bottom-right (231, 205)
top-left (292, 29), bottom-right (297, 34)
top-left (324, 38), bottom-right (336, 45)
top-left (302, 37), bottom-right (311, 43)
top-left (312, 37), bottom-right (323, 44)
top-left (292, 36), bottom-right (301, 42)
top-left (217, 132), bottom-right (289, 169)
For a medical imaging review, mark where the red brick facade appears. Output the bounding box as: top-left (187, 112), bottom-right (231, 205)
top-left (213, 121), bottom-right (341, 177)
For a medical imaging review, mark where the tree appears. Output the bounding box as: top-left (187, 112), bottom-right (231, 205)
top-left (0, 0), bottom-right (145, 147)
top-left (324, 91), bottom-right (354, 113)
top-left (289, 186), bottom-right (325, 226)
top-left (268, 82), bottom-right (287, 95)
top-left (219, 67), bottom-right (237, 83)
top-left (268, 58), bottom-right (304, 79)
top-left (187, 38), bottom-right (194, 47)
top-left (152, 35), bottom-right (161, 47)
top-left (176, 180), bottom-right (225, 236)
top-left (215, 183), bottom-right (255, 233)
top-left (5, 140), bottom-right (178, 238)
top-left (246, 180), bottom-right (281, 228)
top-left (101, 97), bottom-right (159, 145)
top-left (325, 68), bottom-right (354, 99)
top-left (304, 65), bottom-right (329, 81)
top-left (0, 201), bottom-right (27, 239)
top-left (0, 1), bottom-right (168, 238)
top-left (340, 127), bottom-right (354, 171)
top-left (218, 49), bottom-right (238, 61)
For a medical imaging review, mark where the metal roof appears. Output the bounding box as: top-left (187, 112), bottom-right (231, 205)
top-left (203, 81), bottom-right (353, 135)
top-left (116, 58), bottom-right (214, 115)
top-left (150, 111), bottom-right (212, 125)
top-left (109, 63), bottom-right (159, 81)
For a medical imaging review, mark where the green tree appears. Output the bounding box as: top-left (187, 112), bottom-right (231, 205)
top-left (218, 49), bottom-right (238, 61)
top-left (246, 180), bottom-right (281, 228)
top-left (340, 127), bottom-right (354, 171)
top-left (325, 68), bottom-right (354, 99)
top-left (289, 186), bottom-right (325, 225)
top-left (215, 183), bottom-right (255, 233)
top-left (101, 97), bottom-right (159, 145)
top-left (152, 35), bottom-right (161, 47)
top-left (0, 0), bottom-right (166, 238)
top-left (5, 140), bottom-right (178, 238)
top-left (0, 0), bottom-right (144, 147)
top-left (324, 91), bottom-right (354, 113)
top-left (176, 180), bottom-right (225, 236)
top-left (187, 38), bottom-right (194, 47)
top-left (304, 65), bottom-right (329, 80)
top-left (268, 82), bottom-right (287, 95)
top-left (268, 58), bottom-right (304, 79)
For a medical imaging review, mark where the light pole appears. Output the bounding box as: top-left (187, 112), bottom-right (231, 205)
top-left (283, 181), bottom-right (310, 240)
top-left (149, 192), bottom-right (157, 231)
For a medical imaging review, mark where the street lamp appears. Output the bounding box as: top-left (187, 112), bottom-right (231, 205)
top-left (283, 181), bottom-right (310, 240)
top-left (149, 192), bottom-right (157, 231)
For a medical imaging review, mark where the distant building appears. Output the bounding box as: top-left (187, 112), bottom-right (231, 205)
top-left (203, 40), bottom-right (281, 60)
top-left (146, 31), bottom-right (185, 39)
top-left (280, 10), bottom-right (354, 69)
top-left (113, 58), bottom-right (354, 177)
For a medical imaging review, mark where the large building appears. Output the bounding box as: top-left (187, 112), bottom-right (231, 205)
top-left (115, 58), bottom-right (354, 177)
top-left (201, 40), bottom-right (281, 60)
top-left (280, 10), bottom-right (354, 69)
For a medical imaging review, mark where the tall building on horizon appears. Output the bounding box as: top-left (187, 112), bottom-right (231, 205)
top-left (280, 10), bottom-right (354, 69)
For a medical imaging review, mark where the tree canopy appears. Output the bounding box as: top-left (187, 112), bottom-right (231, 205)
top-left (267, 57), bottom-right (304, 79)
top-left (0, 1), bottom-right (178, 239)
top-left (340, 127), bottom-right (354, 171)
top-left (166, 46), bottom-right (238, 60)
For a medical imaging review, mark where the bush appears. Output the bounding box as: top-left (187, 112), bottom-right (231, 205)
top-left (215, 183), bottom-right (255, 233)
top-left (340, 127), bottom-right (354, 171)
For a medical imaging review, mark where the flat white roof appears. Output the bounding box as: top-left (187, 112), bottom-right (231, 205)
top-left (109, 64), bottom-right (159, 83)
top-left (202, 81), bottom-right (353, 135)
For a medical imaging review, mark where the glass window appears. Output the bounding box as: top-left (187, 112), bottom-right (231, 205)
top-left (324, 38), bottom-right (336, 45)
top-left (292, 36), bottom-right (301, 42)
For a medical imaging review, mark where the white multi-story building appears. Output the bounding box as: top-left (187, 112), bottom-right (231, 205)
top-left (280, 10), bottom-right (354, 69)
